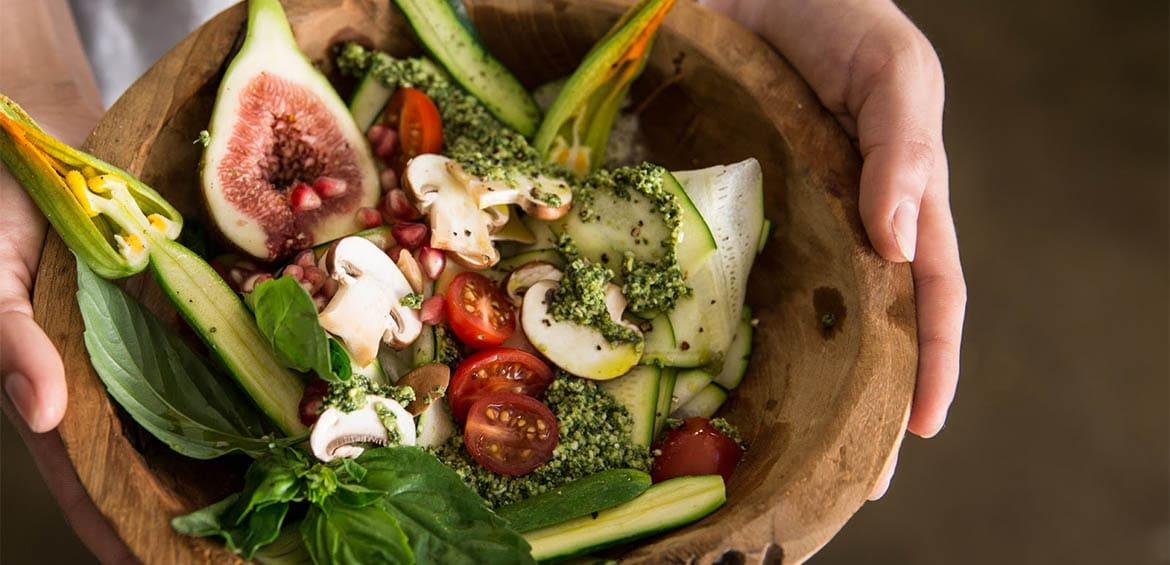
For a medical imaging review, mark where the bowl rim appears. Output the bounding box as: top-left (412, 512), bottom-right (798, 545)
top-left (30, 1), bottom-right (916, 563)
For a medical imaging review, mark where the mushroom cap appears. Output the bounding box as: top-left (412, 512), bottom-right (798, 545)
top-left (318, 236), bottom-right (423, 364)
top-left (309, 395), bottom-right (416, 462)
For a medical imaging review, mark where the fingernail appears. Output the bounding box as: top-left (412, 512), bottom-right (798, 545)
top-left (892, 201), bottom-right (918, 262)
top-left (4, 372), bottom-right (37, 430)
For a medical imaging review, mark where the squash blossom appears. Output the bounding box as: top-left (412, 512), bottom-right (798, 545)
top-left (0, 94), bottom-right (183, 278)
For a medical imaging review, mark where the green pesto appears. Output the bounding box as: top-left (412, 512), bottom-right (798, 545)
top-left (325, 374), bottom-right (415, 412)
top-left (374, 403), bottom-right (403, 445)
top-left (569, 164), bottom-right (689, 314)
top-left (434, 325), bottom-right (464, 368)
top-left (549, 259), bottom-right (641, 344)
top-left (710, 417), bottom-right (746, 449)
top-left (430, 375), bottom-right (652, 508)
top-left (400, 293), bottom-right (423, 309)
top-left (338, 44), bottom-right (560, 182)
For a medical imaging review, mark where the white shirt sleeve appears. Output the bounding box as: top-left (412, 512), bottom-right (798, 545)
top-left (69, 0), bottom-right (237, 108)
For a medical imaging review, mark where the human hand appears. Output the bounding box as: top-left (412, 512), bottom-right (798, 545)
top-left (701, 0), bottom-right (967, 499)
top-left (1, 128), bottom-right (137, 565)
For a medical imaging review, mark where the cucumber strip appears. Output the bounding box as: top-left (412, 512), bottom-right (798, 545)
top-left (672, 383), bottom-right (728, 419)
top-left (713, 307), bottom-right (752, 390)
top-left (653, 367), bottom-right (677, 437)
top-left (496, 469), bottom-right (651, 533)
top-left (392, 0), bottom-right (541, 136)
top-left (349, 71), bottom-right (394, 131)
top-left (148, 238), bottom-right (305, 435)
top-left (415, 398), bottom-right (455, 448)
top-left (598, 366), bottom-right (660, 446)
top-left (669, 369), bottom-right (713, 413)
top-left (664, 159), bottom-right (765, 367)
top-left (524, 475), bottom-right (725, 561)
top-left (640, 314), bottom-right (675, 365)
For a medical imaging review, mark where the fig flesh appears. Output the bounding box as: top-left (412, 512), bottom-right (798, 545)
top-left (201, 0), bottom-right (379, 261)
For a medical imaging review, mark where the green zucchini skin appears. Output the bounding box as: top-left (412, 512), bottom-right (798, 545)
top-left (392, 0), bottom-right (541, 136)
top-left (495, 469), bottom-right (652, 533)
top-left (523, 474), bottom-right (726, 561)
top-left (149, 237), bottom-right (306, 435)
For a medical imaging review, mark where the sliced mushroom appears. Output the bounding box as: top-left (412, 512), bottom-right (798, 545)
top-left (403, 155), bottom-right (500, 270)
top-left (318, 236), bottom-right (423, 365)
top-left (309, 395), bottom-right (416, 462)
top-left (466, 173), bottom-right (574, 221)
top-left (504, 261), bottom-right (564, 305)
top-left (396, 364), bottom-right (451, 415)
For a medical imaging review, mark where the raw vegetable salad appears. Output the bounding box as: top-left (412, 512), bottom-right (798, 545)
top-left (0, 0), bottom-right (768, 562)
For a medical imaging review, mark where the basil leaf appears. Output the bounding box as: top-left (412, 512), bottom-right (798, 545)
top-left (172, 494), bottom-right (239, 537)
top-left (76, 259), bottom-right (295, 459)
top-left (329, 338), bottom-right (353, 382)
top-left (255, 522), bottom-right (313, 565)
top-left (357, 447), bottom-right (534, 565)
top-left (302, 499), bottom-right (414, 564)
top-left (249, 276), bottom-right (338, 382)
top-left (172, 494), bottom-right (290, 559)
top-left (226, 449), bottom-right (309, 523)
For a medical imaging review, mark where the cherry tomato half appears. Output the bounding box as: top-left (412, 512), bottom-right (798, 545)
top-left (464, 392), bottom-right (558, 476)
top-left (651, 417), bottom-right (743, 483)
top-left (449, 348), bottom-right (554, 423)
top-left (445, 272), bottom-right (515, 349)
top-left (384, 87), bottom-right (442, 171)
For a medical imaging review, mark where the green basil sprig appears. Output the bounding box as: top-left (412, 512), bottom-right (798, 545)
top-left (174, 447), bottom-right (534, 564)
top-left (248, 276), bottom-right (350, 383)
top-left (76, 260), bottom-right (299, 459)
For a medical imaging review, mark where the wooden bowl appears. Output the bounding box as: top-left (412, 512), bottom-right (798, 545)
top-left (31, 0), bottom-right (916, 562)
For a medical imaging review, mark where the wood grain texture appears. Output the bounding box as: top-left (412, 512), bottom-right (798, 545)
top-left (30, 1), bottom-right (916, 563)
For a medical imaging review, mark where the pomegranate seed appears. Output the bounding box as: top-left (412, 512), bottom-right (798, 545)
top-left (367, 124), bottom-right (388, 145)
top-left (420, 295), bottom-right (446, 324)
top-left (322, 277), bottom-right (339, 299)
top-left (386, 245), bottom-right (404, 261)
top-left (376, 128), bottom-right (399, 161)
top-left (290, 182), bottom-right (322, 212)
top-left (313, 176), bottom-right (348, 198)
top-left (299, 380), bottom-right (330, 426)
top-left (294, 249), bottom-right (316, 269)
top-left (282, 264), bottom-right (304, 281)
top-left (391, 221), bottom-right (429, 249)
top-left (381, 188), bottom-right (420, 222)
top-left (303, 266), bottom-right (326, 293)
top-left (357, 207), bottom-right (383, 228)
top-left (418, 246), bottom-right (446, 280)
top-left (380, 168), bottom-right (399, 192)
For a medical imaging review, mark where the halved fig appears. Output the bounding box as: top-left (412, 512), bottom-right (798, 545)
top-left (200, 0), bottom-right (379, 261)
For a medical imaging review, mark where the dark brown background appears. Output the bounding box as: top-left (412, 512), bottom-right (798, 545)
top-left (2, 0), bottom-right (1167, 563)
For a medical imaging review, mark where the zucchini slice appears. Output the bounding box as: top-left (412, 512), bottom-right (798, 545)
top-left (672, 383), bottom-right (728, 419)
top-left (524, 475), bottom-right (725, 561)
top-left (713, 307), bottom-right (752, 390)
top-left (392, 0), bottom-right (541, 136)
top-left (598, 366), bottom-right (661, 446)
top-left (669, 369), bottom-right (713, 413)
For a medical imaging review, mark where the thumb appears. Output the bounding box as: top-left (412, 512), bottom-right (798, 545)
top-left (1, 310), bottom-right (67, 432)
top-left (850, 25), bottom-right (946, 263)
